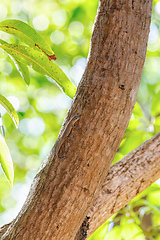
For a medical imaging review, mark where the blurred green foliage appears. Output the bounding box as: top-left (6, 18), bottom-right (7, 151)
top-left (0, 0), bottom-right (160, 239)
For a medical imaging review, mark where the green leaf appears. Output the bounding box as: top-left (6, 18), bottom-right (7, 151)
top-left (103, 226), bottom-right (122, 240)
top-left (88, 221), bottom-right (109, 240)
top-left (0, 94), bottom-right (19, 128)
top-left (147, 191), bottom-right (160, 206)
top-left (121, 223), bottom-right (145, 240)
top-left (14, 59), bottom-right (30, 85)
top-left (0, 41), bottom-right (77, 98)
top-left (0, 133), bottom-right (14, 186)
top-left (0, 19), bottom-right (56, 60)
top-left (151, 90), bottom-right (160, 117)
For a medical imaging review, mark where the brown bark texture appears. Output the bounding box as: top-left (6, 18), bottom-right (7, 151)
top-left (0, 0), bottom-right (153, 239)
top-left (86, 132), bottom-right (160, 237)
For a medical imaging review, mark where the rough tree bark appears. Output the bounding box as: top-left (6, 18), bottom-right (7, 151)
top-left (0, 0), bottom-right (155, 239)
top-left (80, 132), bottom-right (160, 238)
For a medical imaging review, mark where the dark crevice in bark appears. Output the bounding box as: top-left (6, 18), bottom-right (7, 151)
top-left (75, 216), bottom-right (90, 240)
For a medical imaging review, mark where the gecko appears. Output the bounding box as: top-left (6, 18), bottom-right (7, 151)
top-left (56, 115), bottom-right (80, 159)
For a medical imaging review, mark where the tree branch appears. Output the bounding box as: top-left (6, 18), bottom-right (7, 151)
top-left (86, 132), bottom-right (160, 237)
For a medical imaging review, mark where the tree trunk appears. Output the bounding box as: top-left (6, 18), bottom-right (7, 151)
top-left (0, 0), bottom-right (153, 239)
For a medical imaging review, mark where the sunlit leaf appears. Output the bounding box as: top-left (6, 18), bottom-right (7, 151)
top-left (0, 94), bottom-right (19, 128)
top-left (88, 222), bottom-right (109, 240)
top-left (0, 133), bottom-right (14, 186)
top-left (103, 226), bottom-right (122, 240)
top-left (151, 90), bottom-right (160, 117)
top-left (0, 19), bottom-right (56, 60)
top-left (133, 102), bottom-right (143, 117)
top-left (121, 223), bottom-right (145, 240)
top-left (14, 59), bottom-right (30, 85)
top-left (0, 41), bottom-right (77, 98)
top-left (147, 191), bottom-right (160, 206)
top-left (120, 132), bottom-right (145, 155)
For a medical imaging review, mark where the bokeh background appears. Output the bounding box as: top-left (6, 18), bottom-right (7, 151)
top-left (0, 0), bottom-right (160, 239)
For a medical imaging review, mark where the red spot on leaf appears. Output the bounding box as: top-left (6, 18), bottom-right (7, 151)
top-left (48, 54), bottom-right (57, 61)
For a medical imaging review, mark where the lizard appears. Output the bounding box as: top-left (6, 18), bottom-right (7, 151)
top-left (56, 115), bottom-right (80, 159)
